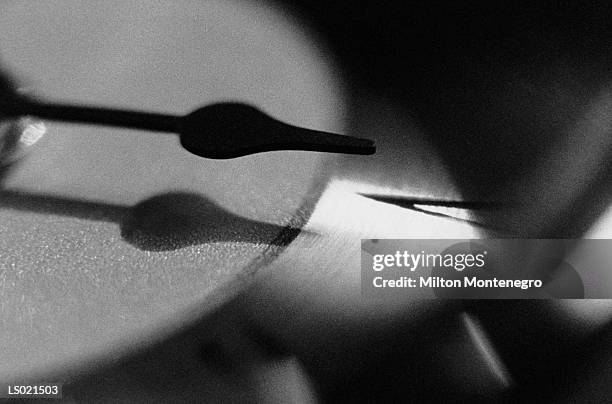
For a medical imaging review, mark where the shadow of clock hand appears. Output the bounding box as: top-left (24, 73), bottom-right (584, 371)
top-left (0, 190), bottom-right (307, 251)
top-left (121, 192), bottom-right (307, 251)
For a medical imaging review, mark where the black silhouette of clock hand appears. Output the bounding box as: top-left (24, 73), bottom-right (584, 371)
top-left (1, 95), bottom-right (376, 159)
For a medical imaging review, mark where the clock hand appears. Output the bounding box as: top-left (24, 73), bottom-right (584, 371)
top-left (2, 97), bottom-right (376, 159)
top-left (358, 194), bottom-right (503, 210)
top-left (359, 193), bottom-right (506, 231)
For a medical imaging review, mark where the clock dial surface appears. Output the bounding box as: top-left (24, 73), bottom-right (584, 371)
top-left (0, 0), bottom-right (346, 380)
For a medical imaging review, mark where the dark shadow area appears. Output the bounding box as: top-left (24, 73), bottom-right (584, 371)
top-left (120, 192), bottom-right (306, 251)
top-left (292, 1), bottom-right (612, 237)
top-left (0, 190), bottom-right (308, 251)
top-left (59, 295), bottom-right (303, 403)
top-left (465, 300), bottom-right (612, 403)
top-left (0, 189), bottom-right (127, 222)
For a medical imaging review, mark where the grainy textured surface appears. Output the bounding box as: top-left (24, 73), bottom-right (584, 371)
top-left (0, 0), bottom-right (344, 380)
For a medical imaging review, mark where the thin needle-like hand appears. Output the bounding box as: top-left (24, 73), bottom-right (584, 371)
top-left (1, 96), bottom-right (376, 159)
top-left (359, 193), bottom-right (506, 231)
top-left (358, 194), bottom-right (503, 210)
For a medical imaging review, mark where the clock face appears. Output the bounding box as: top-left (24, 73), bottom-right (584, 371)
top-left (0, 0), bottom-right (347, 380)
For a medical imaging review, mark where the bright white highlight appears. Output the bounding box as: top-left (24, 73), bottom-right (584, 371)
top-left (20, 119), bottom-right (46, 146)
